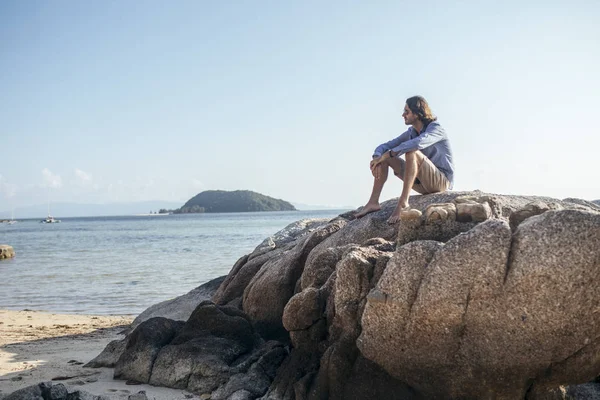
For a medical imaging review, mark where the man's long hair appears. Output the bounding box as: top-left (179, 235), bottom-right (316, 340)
top-left (406, 96), bottom-right (437, 126)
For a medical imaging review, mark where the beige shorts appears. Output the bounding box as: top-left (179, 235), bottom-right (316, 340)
top-left (394, 155), bottom-right (450, 194)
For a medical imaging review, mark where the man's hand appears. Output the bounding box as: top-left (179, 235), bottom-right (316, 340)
top-left (370, 153), bottom-right (387, 179)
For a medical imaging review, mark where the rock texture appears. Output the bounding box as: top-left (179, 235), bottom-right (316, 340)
top-left (3, 382), bottom-right (108, 400)
top-left (0, 244), bottom-right (15, 259)
top-left (108, 301), bottom-right (287, 399)
top-left (91, 191), bottom-right (600, 400)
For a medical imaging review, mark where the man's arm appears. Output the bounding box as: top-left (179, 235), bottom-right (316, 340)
top-left (390, 122), bottom-right (447, 157)
top-left (373, 129), bottom-right (411, 158)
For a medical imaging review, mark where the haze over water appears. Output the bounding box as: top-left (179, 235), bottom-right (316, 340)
top-left (0, 210), bottom-right (344, 315)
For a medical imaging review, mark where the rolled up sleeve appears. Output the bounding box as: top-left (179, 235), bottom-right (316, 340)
top-left (373, 130), bottom-right (411, 158)
top-left (391, 123), bottom-right (446, 156)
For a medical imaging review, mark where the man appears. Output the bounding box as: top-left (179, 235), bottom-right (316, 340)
top-left (355, 96), bottom-right (454, 224)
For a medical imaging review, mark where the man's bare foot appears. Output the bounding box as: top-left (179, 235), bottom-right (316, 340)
top-left (387, 204), bottom-right (405, 224)
top-left (387, 211), bottom-right (401, 224)
top-left (355, 203), bottom-right (381, 218)
top-left (387, 205), bottom-right (421, 224)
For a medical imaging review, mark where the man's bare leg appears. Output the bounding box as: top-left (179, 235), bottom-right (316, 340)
top-left (388, 150), bottom-right (425, 224)
top-left (356, 158), bottom-right (404, 218)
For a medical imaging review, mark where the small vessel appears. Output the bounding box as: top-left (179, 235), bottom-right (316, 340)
top-left (41, 199), bottom-right (60, 223)
top-left (2, 209), bottom-right (17, 225)
top-left (41, 215), bottom-right (61, 223)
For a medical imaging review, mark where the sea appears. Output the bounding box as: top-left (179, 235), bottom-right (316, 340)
top-left (0, 210), bottom-right (346, 316)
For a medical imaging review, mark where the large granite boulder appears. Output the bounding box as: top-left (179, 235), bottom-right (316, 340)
top-left (359, 210), bottom-right (600, 399)
top-left (111, 301), bottom-right (287, 398)
top-left (92, 191), bottom-right (600, 400)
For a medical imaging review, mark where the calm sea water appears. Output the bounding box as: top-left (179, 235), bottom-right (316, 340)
top-left (0, 210), bottom-right (345, 315)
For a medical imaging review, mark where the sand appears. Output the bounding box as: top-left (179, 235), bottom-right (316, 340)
top-left (0, 309), bottom-right (201, 399)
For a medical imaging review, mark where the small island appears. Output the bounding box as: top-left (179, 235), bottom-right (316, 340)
top-left (163, 190), bottom-right (296, 214)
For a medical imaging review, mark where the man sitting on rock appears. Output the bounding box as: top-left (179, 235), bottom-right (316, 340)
top-left (356, 95), bottom-right (455, 224)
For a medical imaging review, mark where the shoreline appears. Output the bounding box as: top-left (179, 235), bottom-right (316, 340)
top-left (0, 309), bottom-right (200, 399)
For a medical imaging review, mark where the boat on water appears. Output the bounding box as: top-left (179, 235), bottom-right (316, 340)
top-left (2, 209), bottom-right (18, 224)
top-left (41, 215), bottom-right (61, 223)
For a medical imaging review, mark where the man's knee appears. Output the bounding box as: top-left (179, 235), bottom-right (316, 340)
top-left (406, 150), bottom-right (425, 165)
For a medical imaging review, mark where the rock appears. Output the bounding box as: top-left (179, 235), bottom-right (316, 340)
top-left (148, 302), bottom-right (284, 395)
top-left (282, 287), bottom-right (323, 332)
top-left (337, 355), bottom-right (418, 400)
top-left (3, 382), bottom-right (43, 400)
top-left (453, 195), bottom-right (479, 203)
top-left (455, 201), bottom-right (492, 222)
top-left (0, 245), bottom-right (15, 259)
top-left (3, 382), bottom-right (107, 400)
top-left (66, 390), bottom-right (109, 400)
top-left (210, 346), bottom-right (288, 400)
top-left (566, 382), bottom-right (600, 400)
top-left (424, 202), bottom-right (456, 223)
top-left (399, 208), bottom-right (422, 221)
top-left (85, 337), bottom-right (127, 368)
top-left (127, 391), bottom-right (148, 400)
top-left (131, 276), bottom-right (226, 331)
top-left (114, 317), bottom-right (184, 383)
top-left (47, 384), bottom-right (68, 399)
top-left (242, 220), bottom-right (345, 341)
top-left (251, 219), bottom-right (330, 259)
top-left (563, 197), bottom-right (600, 211)
top-left (93, 191), bottom-right (600, 400)
top-left (213, 249), bottom-right (286, 306)
top-left (359, 210), bottom-right (600, 399)
top-left (508, 200), bottom-right (562, 231)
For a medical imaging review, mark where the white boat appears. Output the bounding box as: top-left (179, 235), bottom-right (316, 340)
top-left (2, 209), bottom-right (17, 224)
top-left (41, 199), bottom-right (60, 223)
top-left (41, 215), bottom-right (61, 223)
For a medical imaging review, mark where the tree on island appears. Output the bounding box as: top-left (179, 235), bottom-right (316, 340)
top-left (172, 190), bottom-right (296, 214)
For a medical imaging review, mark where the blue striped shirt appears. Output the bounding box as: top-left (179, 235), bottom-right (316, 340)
top-left (373, 121), bottom-right (455, 188)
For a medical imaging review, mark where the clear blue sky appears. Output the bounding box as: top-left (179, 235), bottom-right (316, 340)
top-left (1, 0), bottom-right (599, 212)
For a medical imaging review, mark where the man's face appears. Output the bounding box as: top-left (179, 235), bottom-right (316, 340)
top-left (402, 104), bottom-right (418, 125)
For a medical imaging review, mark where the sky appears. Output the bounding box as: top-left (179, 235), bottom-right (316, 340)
top-left (1, 0), bottom-right (599, 214)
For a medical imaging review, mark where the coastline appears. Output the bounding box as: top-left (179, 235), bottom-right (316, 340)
top-left (0, 309), bottom-right (200, 399)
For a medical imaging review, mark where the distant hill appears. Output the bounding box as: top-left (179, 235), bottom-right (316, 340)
top-left (176, 190), bottom-right (296, 213)
top-left (593, 200), bottom-right (600, 206)
top-left (1, 201), bottom-right (183, 219)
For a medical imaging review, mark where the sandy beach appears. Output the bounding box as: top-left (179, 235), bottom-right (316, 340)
top-left (0, 309), bottom-right (201, 399)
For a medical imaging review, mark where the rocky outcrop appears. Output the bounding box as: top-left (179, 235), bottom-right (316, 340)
top-left (0, 244), bottom-right (15, 259)
top-left (108, 301), bottom-right (287, 398)
top-left (91, 191), bottom-right (600, 400)
top-left (3, 382), bottom-right (108, 400)
top-left (360, 210), bottom-right (600, 398)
